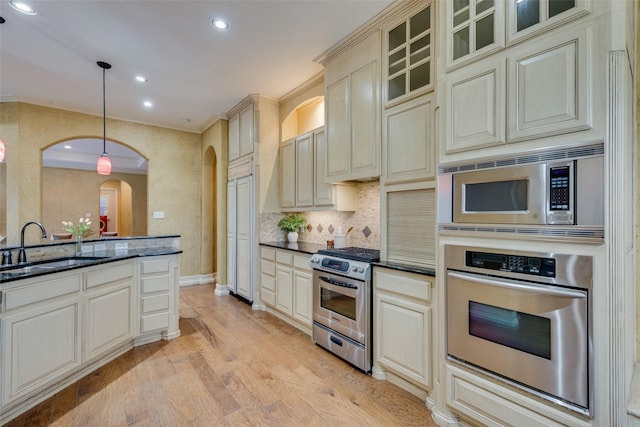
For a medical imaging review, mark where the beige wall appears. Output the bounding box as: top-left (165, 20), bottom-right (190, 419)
top-left (0, 102), bottom-right (203, 276)
top-left (42, 168), bottom-right (147, 238)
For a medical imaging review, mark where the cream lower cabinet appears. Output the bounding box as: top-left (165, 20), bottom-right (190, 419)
top-left (260, 246), bottom-right (312, 333)
top-left (373, 267), bottom-right (432, 392)
top-left (138, 255), bottom-right (179, 340)
top-left (1, 272), bottom-right (82, 407)
top-left (84, 261), bottom-right (135, 361)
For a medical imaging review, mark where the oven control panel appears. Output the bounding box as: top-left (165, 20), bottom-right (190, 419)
top-left (466, 251), bottom-right (555, 277)
top-left (310, 255), bottom-right (371, 281)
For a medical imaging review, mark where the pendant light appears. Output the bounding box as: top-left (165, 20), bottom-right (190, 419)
top-left (96, 60), bottom-right (112, 175)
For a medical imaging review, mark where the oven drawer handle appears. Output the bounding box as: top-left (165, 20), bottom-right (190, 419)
top-left (448, 271), bottom-right (587, 298)
top-left (319, 276), bottom-right (358, 289)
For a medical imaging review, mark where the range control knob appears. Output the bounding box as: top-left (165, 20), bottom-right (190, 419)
top-left (310, 255), bottom-right (320, 264)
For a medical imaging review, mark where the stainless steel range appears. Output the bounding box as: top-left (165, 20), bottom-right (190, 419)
top-left (310, 247), bottom-right (380, 373)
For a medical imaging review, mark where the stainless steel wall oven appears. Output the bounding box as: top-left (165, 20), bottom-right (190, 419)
top-left (445, 245), bottom-right (593, 416)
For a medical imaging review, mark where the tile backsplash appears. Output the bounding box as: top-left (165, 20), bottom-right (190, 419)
top-left (260, 180), bottom-right (380, 249)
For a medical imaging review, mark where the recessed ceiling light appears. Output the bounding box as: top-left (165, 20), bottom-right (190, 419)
top-left (143, 100), bottom-right (153, 108)
top-left (135, 75), bottom-right (148, 83)
top-left (64, 145), bottom-right (72, 149)
top-left (9, 1), bottom-right (36, 15)
top-left (211, 18), bottom-right (229, 31)
top-left (181, 118), bottom-right (191, 123)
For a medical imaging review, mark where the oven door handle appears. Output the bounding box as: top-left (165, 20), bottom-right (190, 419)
top-left (447, 271), bottom-right (587, 299)
top-left (319, 275), bottom-right (358, 289)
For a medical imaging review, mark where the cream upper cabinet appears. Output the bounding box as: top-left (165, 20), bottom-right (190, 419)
top-left (383, 94), bottom-right (435, 183)
top-left (444, 18), bottom-right (599, 155)
top-left (280, 127), bottom-right (356, 212)
top-left (384, 2), bottom-right (434, 106)
top-left (447, 0), bottom-right (505, 70)
top-left (506, 0), bottom-right (588, 44)
top-left (506, 23), bottom-right (593, 143)
top-left (239, 103), bottom-right (254, 158)
top-left (324, 31), bottom-right (381, 182)
top-left (228, 101), bottom-right (254, 161)
top-left (280, 139), bottom-right (296, 209)
top-left (445, 57), bottom-right (507, 153)
top-left (228, 114), bottom-right (240, 162)
top-left (295, 132), bottom-right (314, 207)
top-left (313, 129), bottom-right (333, 206)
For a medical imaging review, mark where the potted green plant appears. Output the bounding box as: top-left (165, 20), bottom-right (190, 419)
top-left (278, 213), bottom-right (306, 243)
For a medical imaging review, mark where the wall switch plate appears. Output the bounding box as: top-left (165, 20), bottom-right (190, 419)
top-left (85, 212), bottom-right (92, 218)
top-left (153, 211), bottom-right (165, 219)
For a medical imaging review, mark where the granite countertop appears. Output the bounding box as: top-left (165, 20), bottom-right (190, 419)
top-left (0, 247), bottom-right (182, 283)
top-left (260, 241), bottom-right (327, 255)
top-left (373, 260), bottom-right (436, 277)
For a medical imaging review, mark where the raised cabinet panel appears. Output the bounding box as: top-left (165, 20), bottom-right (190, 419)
top-left (226, 181), bottom-right (236, 293)
top-left (445, 60), bottom-right (506, 153)
top-left (229, 114), bottom-right (240, 161)
top-left (376, 293), bottom-right (432, 388)
top-left (280, 140), bottom-right (296, 208)
top-left (293, 269), bottom-right (312, 327)
top-left (350, 61), bottom-right (380, 178)
top-left (325, 77), bottom-right (350, 179)
top-left (239, 103), bottom-right (254, 158)
top-left (2, 299), bottom-right (81, 405)
top-left (295, 133), bottom-right (314, 207)
top-left (276, 265), bottom-right (293, 317)
top-left (85, 286), bottom-right (132, 360)
top-left (384, 94), bottom-right (434, 184)
top-left (507, 26), bottom-right (592, 142)
top-left (235, 176), bottom-right (253, 301)
top-left (313, 129), bottom-right (334, 206)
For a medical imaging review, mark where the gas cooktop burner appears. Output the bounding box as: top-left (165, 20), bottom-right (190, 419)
top-left (317, 247), bottom-right (380, 263)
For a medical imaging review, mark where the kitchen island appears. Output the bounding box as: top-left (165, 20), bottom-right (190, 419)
top-left (0, 236), bottom-right (182, 425)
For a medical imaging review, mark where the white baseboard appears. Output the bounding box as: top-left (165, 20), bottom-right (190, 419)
top-left (214, 283), bottom-right (230, 296)
top-left (179, 274), bottom-right (215, 287)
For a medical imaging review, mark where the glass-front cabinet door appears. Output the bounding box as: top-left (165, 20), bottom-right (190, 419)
top-left (385, 4), bottom-right (433, 105)
top-left (507, 0), bottom-right (588, 43)
top-left (447, 0), bottom-right (505, 69)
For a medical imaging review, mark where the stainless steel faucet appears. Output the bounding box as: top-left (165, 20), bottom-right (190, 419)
top-left (18, 221), bottom-right (47, 264)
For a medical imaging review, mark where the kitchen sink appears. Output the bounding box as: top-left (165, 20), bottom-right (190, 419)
top-left (1, 256), bottom-right (108, 276)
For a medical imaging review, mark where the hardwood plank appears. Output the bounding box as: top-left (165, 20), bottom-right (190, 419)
top-left (4, 283), bottom-right (437, 426)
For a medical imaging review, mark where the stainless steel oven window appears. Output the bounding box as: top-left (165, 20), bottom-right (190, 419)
top-left (320, 287), bottom-right (357, 320)
top-left (468, 301), bottom-right (551, 359)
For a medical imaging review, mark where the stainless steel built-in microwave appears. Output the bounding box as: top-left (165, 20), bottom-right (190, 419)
top-left (447, 156), bottom-right (604, 226)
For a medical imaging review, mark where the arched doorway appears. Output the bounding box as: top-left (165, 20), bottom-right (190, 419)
top-left (202, 146), bottom-right (217, 278)
top-left (41, 138), bottom-right (148, 238)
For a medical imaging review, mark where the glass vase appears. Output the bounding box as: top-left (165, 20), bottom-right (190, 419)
top-left (75, 234), bottom-right (83, 254)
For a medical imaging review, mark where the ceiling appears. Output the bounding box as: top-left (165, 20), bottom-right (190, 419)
top-left (0, 0), bottom-right (393, 135)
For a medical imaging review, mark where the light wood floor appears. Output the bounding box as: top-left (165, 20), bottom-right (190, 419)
top-left (6, 283), bottom-right (438, 426)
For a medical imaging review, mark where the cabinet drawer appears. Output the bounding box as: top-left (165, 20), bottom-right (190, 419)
top-left (293, 254), bottom-right (311, 270)
top-left (261, 247), bottom-right (276, 261)
top-left (374, 268), bottom-right (431, 303)
top-left (276, 251), bottom-right (293, 265)
top-left (261, 289), bottom-right (276, 307)
top-left (261, 273), bottom-right (276, 293)
top-left (142, 294), bottom-right (170, 314)
top-left (141, 312), bottom-right (169, 333)
top-left (4, 274), bottom-right (82, 310)
top-left (261, 259), bottom-right (276, 277)
top-left (141, 275), bottom-right (170, 294)
top-left (86, 262), bottom-right (134, 288)
top-left (141, 258), bottom-right (170, 274)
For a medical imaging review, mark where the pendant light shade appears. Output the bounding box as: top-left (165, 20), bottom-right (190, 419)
top-left (0, 139), bottom-right (5, 162)
top-left (96, 60), bottom-right (112, 175)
